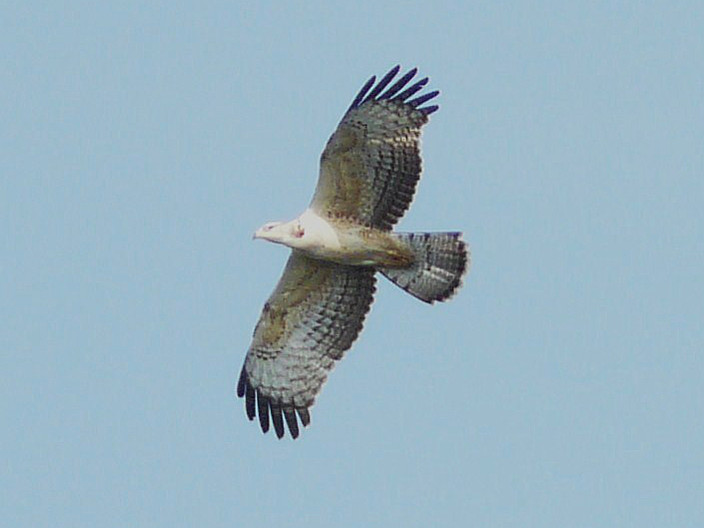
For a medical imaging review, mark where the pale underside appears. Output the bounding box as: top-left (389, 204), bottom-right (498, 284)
top-left (296, 209), bottom-right (415, 268)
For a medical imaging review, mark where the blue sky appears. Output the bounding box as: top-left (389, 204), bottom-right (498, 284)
top-left (2, 2), bottom-right (703, 527)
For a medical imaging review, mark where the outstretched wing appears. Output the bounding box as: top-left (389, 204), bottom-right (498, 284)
top-left (237, 252), bottom-right (376, 439)
top-left (310, 65), bottom-right (439, 231)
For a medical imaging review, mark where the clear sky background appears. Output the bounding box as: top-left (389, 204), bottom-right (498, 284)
top-left (3, 2), bottom-right (703, 527)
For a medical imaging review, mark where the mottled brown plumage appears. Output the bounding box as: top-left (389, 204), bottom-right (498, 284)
top-left (312, 77), bottom-right (434, 230)
top-left (237, 66), bottom-right (468, 439)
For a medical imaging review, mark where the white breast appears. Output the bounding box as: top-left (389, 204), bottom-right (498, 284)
top-left (299, 209), bottom-right (342, 251)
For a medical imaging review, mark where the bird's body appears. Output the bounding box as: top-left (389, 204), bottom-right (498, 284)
top-left (257, 208), bottom-right (414, 267)
top-left (237, 66), bottom-right (470, 438)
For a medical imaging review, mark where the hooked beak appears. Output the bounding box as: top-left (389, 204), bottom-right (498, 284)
top-left (253, 221), bottom-right (284, 242)
top-left (253, 224), bottom-right (276, 240)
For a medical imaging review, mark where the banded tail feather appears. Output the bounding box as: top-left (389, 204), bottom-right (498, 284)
top-left (380, 232), bottom-right (469, 304)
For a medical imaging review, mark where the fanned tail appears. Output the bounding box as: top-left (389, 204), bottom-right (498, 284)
top-left (380, 232), bottom-right (469, 304)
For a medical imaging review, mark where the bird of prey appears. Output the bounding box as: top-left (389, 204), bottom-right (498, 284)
top-left (237, 66), bottom-right (469, 439)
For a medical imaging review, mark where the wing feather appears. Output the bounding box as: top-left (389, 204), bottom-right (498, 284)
top-left (408, 90), bottom-right (440, 109)
top-left (378, 67), bottom-right (417, 100)
top-left (361, 65), bottom-right (400, 104)
top-left (393, 76), bottom-right (429, 102)
top-left (283, 407), bottom-right (299, 439)
top-left (296, 407), bottom-right (311, 427)
top-left (311, 66), bottom-right (439, 231)
top-left (346, 75), bottom-right (376, 114)
top-left (256, 389), bottom-right (270, 433)
top-left (237, 252), bottom-right (376, 438)
top-left (270, 404), bottom-right (285, 439)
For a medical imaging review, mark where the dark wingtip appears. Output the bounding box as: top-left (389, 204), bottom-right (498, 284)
top-left (245, 382), bottom-right (256, 421)
top-left (238, 369), bottom-right (311, 439)
top-left (361, 65), bottom-right (401, 105)
top-left (236, 367), bottom-right (246, 398)
top-left (297, 407), bottom-right (311, 427)
top-left (284, 407), bottom-right (299, 439)
top-left (409, 90), bottom-right (439, 108)
top-left (346, 66), bottom-right (439, 115)
top-left (270, 404), bottom-right (285, 439)
top-left (379, 67), bottom-right (417, 100)
top-left (347, 74), bottom-right (376, 113)
top-left (421, 104), bottom-right (440, 115)
top-left (256, 389), bottom-right (270, 433)
top-left (393, 77), bottom-right (428, 103)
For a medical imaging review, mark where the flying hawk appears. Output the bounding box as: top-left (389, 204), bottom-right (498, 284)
top-left (237, 66), bottom-right (469, 438)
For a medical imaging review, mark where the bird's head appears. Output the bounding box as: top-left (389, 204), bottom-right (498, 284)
top-left (253, 219), bottom-right (305, 247)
